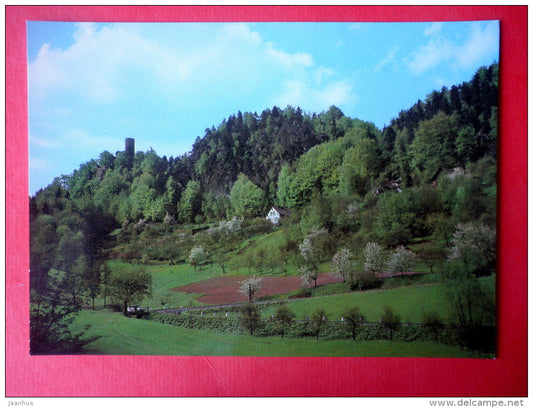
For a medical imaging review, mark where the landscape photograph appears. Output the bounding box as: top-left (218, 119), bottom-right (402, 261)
top-left (28, 20), bottom-right (500, 358)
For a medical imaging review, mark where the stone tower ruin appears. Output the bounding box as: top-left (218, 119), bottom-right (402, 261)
top-left (125, 138), bottom-right (135, 158)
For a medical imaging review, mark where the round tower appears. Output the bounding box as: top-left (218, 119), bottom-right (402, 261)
top-left (125, 138), bottom-right (135, 158)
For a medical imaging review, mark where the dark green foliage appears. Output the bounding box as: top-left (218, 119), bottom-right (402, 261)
top-left (274, 305), bottom-right (296, 338)
top-left (30, 296), bottom-right (99, 354)
top-left (380, 306), bottom-right (402, 340)
top-left (178, 180), bottom-right (202, 223)
top-left (30, 262), bottom-right (100, 354)
top-left (239, 302), bottom-right (261, 335)
top-left (343, 306), bottom-right (365, 340)
top-left (442, 264), bottom-right (495, 328)
top-left (422, 311), bottom-right (445, 342)
top-left (108, 264), bottom-right (152, 316)
top-left (410, 112), bottom-right (459, 180)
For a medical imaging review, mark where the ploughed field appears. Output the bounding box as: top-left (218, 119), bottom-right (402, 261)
top-left (171, 273), bottom-right (342, 305)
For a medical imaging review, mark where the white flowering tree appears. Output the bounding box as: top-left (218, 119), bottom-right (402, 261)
top-left (448, 222), bottom-right (496, 276)
top-left (386, 246), bottom-right (416, 278)
top-left (363, 242), bottom-right (385, 278)
top-left (300, 266), bottom-right (319, 288)
top-left (188, 245), bottom-right (209, 272)
top-left (298, 228), bottom-right (330, 286)
top-left (238, 276), bottom-right (263, 303)
top-left (330, 248), bottom-right (354, 283)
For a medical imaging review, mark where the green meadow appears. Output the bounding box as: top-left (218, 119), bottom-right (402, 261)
top-left (73, 308), bottom-right (476, 357)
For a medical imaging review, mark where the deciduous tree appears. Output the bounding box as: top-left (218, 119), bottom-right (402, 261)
top-left (108, 264), bottom-right (152, 316)
top-left (343, 306), bottom-right (365, 341)
top-left (363, 242), bottom-right (385, 278)
top-left (448, 222), bottom-right (496, 276)
top-left (380, 306), bottom-right (401, 340)
top-left (230, 173), bottom-right (266, 218)
top-left (238, 276), bottom-right (263, 303)
top-left (330, 248), bottom-right (354, 283)
top-left (275, 305), bottom-right (296, 338)
top-left (386, 246), bottom-right (416, 278)
top-left (188, 245), bottom-right (209, 272)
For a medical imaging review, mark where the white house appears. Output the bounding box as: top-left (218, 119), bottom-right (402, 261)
top-left (266, 206), bottom-right (291, 225)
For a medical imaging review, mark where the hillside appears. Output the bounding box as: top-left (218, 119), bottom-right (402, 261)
top-left (29, 63), bottom-right (498, 356)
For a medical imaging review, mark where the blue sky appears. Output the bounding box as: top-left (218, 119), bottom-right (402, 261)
top-left (27, 20), bottom-right (499, 194)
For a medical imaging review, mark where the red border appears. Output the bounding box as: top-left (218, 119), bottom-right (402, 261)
top-left (6, 6), bottom-right (527, 397)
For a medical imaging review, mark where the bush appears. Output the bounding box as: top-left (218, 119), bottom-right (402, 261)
top-left (380, 306), bottom-right (402, 340)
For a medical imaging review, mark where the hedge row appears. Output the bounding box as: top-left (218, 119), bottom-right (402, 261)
top-left (149, 312), bottom-right (455, 343)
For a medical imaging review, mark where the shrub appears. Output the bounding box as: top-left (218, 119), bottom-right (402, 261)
top-left (422, 311), bottom-right (446, 342)
top-left (380, 306), bottom-right (402, 340)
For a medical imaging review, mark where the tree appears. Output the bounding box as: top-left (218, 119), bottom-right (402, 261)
top-left (299, 227), bottom-right (331, 267)
top-left (275, 305), bottom-right (296, 338)
top-left (108, 264), bottom-right (152, 316)
top-left (238, 276), bottom-right (263, 303)
top-left (418, 246), bottom-right (447, 274)
top-left (380, 306), bottom-right (401, 340)
top-left (410, 112), bottom-right (458, 181)
top-left (85, 267), bottom-right (101, 310)
top-left (127, 180), bottom-right (158, 221)
top-left (376, 192), bottom-right (416, 246)
top-left (443, 263), bottom-right (495, 329)
top-left (188, 245), bottom-right (209, 272)
top-left (230, 173), bottom-right (266, 218)
top-left (300, 267), bottom-right (319, 288)
top-left (422, 311), bottom-right (445, 342)
top-left (330, 248), bottom-right (354, 283)
top-left (100, 262), bottom-right (112, 308)
top-left (30, 268), bottom-right (99, 354)
top-left (178, 180), bottom-right (202, 223)
top-left (238, 276), bottom-right (263, 335)
top-left (386, 246), bottom-right (416, 278)
top-left (276, 164), bottom-right (297, 209)
top-left (343, 306), bottom-right (365, 341)
top-left (448, 222), bottom-right (496, 276)
top-left (363, 242), bottom-right (385, 279)
top-left (339, 136), bottom-right (379, 196)
top-left (239, 302), bottom-right (260, 335)
top-left (30, 293), bottom-right (98, 354)
top-left (311, 309), bottom-right (328, 340)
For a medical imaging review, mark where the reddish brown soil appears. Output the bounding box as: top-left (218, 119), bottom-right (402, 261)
top-left (171, 274), bottom-right (342, 305)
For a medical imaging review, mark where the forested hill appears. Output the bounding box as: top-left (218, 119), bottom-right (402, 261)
top-left (30, 62), bottom-right (498, 235)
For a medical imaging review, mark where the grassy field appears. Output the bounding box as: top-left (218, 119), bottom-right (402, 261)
top-left (75, 233), bottom-right (491, 357)
top-left (73, 308), bottom-right (476, 357)
top-left (259, 283), bottom-right (450, 323)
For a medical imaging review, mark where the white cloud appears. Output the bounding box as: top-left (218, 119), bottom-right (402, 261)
top-left (404, 37), bottom-right (454, 75)
top-left (314, 66), bottom-right (334, 86)
top-left (29, 22), bottom-right (355, 114)
top-left (424, 22), bottom-right (443, 36)
top-left (405, 21), bottom-right (499, 76)
top-left (220, 23), bottom-right (262, 46)
top-left (265, 42), bottom-right (314, 69)
top-left (455, 21), bottom-right (500, 69)
top-left (375, 46), bottom-right (399, 73)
